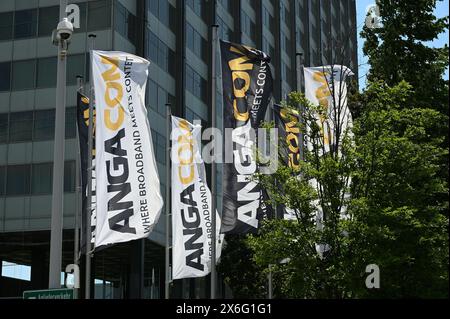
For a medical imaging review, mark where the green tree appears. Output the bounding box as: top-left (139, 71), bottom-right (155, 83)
top-left (220, 1), bottom-right (449, 298)
top-left (362, 0), bottom-right (449, 115)
top-left (217, 235), bottom-right (267, 298)
top-left (349, 81), bottom-right (448, 298)
top-left (246, 82), bottom-right (448, 298)
top-left (247, 88), bottom-right (357, 298)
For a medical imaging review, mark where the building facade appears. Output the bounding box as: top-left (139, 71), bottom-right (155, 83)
top-left (0, 0), bottom-right (357, 299)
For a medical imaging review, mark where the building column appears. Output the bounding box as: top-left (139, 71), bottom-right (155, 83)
top-left (31, 245), bottom-right (49, 290)
top-left (128, 239), bottom-right (145, 299)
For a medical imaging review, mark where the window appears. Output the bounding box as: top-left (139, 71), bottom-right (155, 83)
top-left (1, 109), bottom-right (76, 144)
top-left (218, 0), bottom-right (231, 11)
top-left (0, 113), bottom-right (8, 144)
top-left (157, 40), bottom-right (168, 73)
top-left (67, 54), bottom-right (85, 85)
top-left (217, 16), bottom-right (231, 41)
top-left (157, 87), bottom-right (167, 115)
top-left (147, 80), bottom-right (173, 117)
top-left (114, 1), bottom-right (137, 45)
top-left (186, 65), bottom-right (207, 103)
top-left (0, 62), bottom-right (11, 91)
top-left (151, 130), bottom-right (166, 164)
top-left (1, 261), bottom-right (31, 281)
top-left (185, 107), bottom-right (205, 124)
top-left (281, 33), bottom-right (291, 54)
top-left (6, 165), bottom-right (31, 196)
top-left (149, 0), bottom-right (158, 18)
top-left (31, 162), bottom-right (53, 195)
top-left (280, 2), bottom-right (290, 26)
top-left (186, 0), bottom-right (204, 19)
top-left (148, 79), bottom-right (158, 111)
top-left (158, 0), bottom-right (170, 26)
top-left (262, 7), bottom-right (274, 31)
top-left (146, 30), bottom-right (158, 65)
top-left (241, 11), bottom-right (256, 41)
top-left (64, 161), bottom-right (76, 192)
top-left (0, 12), bottom-right (13, 41)
top-left (33, 109), bottom-right (55, 141)
top-left (147, 0), bottom-right (176, 31)
top-left (37, 57), bottom-right (57, 88)
top-left (88, 0), bottom-right (111, 31)
top-left (145, 29), bottom-right (176, 77)
top-left (1, 161), bottom-right (76, 196)
top-left (249, 0), bottom-right (259, 10)
top-left (9, 111), bottom-right (33, 143)
top-left (65, 107), bottom-right (77, 139)
top-left (115, 1), bottom-right (127, 36)
top-left (0, 166), bottom-right (5, 196)
top-left (186, 23), bottom-right (207, 61)
top-left (12, 60), bottom-right (36, 90)
top-left (38, 6), bottom-right (59, 37)
top-left (14, 9), bottom-right (38, 39)
top-left (262, 37), bottom-right (275, 59)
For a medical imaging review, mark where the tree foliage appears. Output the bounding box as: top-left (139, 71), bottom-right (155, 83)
top-left (362, 0), bottom-right (449, 115)
top-left (218, 1), bottom-right (449, 298)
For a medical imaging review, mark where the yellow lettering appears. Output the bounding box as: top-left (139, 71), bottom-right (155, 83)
top-left (289, 153), bottom-right (300, 170)
top-left (104, 108), bottom-right (124, 131)
top-left (101, 56), bottom-right (120, 81)
top-left (105, 82), bottom-right (123, 107)
top-left (228, 47), bottom-right (253, 71)
top-left (177, 120), bottom-right (195, 184)
top-left (179, 166), bottom-right (194, 184)
top-left (100, 55), bottom-right (124, 131)
top-left (287, 133), bottom-right (299, 153)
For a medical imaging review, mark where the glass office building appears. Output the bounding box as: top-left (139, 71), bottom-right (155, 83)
top-left (0, 0), bottom-right (357, 298)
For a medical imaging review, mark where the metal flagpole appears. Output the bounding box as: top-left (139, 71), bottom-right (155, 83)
top-left (165, 103), bottom-right (171, 299)
top-left (74, 75), bottom-right (84, 294)
top-left (49, 0), bottom-right (70, 289)
top-left (210, 24), bottom-right (219, 299)
top-left (296, 52), bottom-right (304, 94)
top-left (74, 76), bottom-right (83, 299)
top-left (296, 52), bottom-right (304, 161)
top-left (85, 33), bottom-right (96, 299)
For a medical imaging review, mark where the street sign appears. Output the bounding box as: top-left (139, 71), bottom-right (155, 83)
top-left (23, 288), bottom-right (74, 299)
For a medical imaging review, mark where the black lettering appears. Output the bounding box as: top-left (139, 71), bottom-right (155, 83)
top-left (183, 228), bottom-right (204, 271)
top-left (105, 128), bottom-right (127, 157)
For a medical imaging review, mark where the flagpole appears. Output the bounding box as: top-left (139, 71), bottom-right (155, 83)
top-left (85, 33), bottom-right (96, 299)
top-left (210, 24), bottom-right (219, 299)
top-left (165, 103), bottom-right (171, 299)
top-left (296, 52), bottom-right (304, 161)
top-left (49, 0), bottom-right (70, 289)
top-left (74, 75), bottom-right (84, 296)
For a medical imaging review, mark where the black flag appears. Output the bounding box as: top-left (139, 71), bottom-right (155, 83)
top-left (272, 104), bottom-right (302, 220)
top-left (220, 40), bottom-right (274, 234)
top-left (77, 92), bottom-right (96, 252)
top-left (273, 104), bottom-right (301, 170)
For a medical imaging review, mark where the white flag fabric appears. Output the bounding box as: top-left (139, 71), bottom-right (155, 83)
top-left (304, 65), bottom-right (354, 257)
top-left (171, 116), bottom-right (223, 280)
top-left (92, 50), bottom-right (163, 248)
top-left (304, 65), bottom-right (354, 155)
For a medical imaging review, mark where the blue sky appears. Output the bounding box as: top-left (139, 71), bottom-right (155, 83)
top-left (356, 0), bottom-right (449, 89)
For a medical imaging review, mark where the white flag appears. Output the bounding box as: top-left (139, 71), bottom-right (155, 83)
top-left (171, 116), bottom-right (223, 280)
top-left (304, 65), bottom-right (354, 257)
top-left (92, 50), bottom-right (163, 248)
top-left (304, 65), bottom-right (354, 155)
